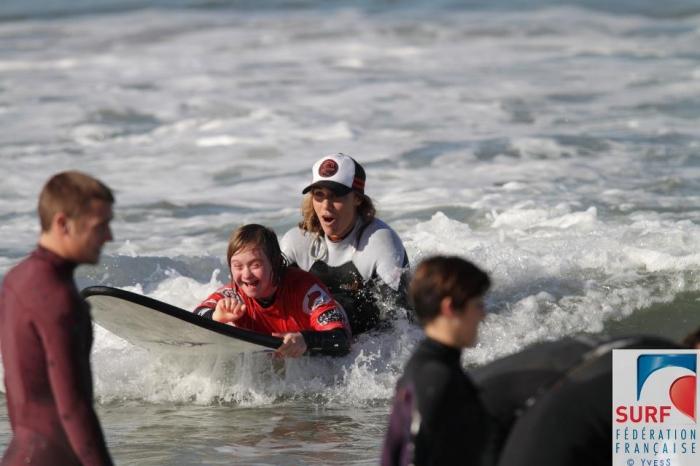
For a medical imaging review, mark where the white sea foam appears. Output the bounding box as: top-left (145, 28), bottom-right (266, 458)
top-left (90, 274), bottom-right (421, 404)
top-left (2, 5), bottom-right (700, 405)
top-left (81, 196), bottom-right (700, 403)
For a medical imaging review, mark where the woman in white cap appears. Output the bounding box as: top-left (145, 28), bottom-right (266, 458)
top-left (280, 153), bottom-right (409, 335)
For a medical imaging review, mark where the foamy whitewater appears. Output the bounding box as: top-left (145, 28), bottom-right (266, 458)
top-left (1, 0), bottom-right (700, 464)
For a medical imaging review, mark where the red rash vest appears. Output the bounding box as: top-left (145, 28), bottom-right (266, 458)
top-left (195, 267), bottom-right (350, 336)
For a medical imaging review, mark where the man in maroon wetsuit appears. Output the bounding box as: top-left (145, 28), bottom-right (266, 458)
top-left (0, 171), bottom-right (115, 466)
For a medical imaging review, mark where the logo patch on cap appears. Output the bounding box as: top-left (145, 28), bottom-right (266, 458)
top-left (318, 159), bottom-right (338, 178)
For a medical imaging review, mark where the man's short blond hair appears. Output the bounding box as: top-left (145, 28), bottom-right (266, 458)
top-left (38, 171), bottom-right (114, 232)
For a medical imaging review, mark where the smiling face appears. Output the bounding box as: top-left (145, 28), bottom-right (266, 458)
top-left (311, 187), bottom-right (361, 241)
top-left (230, 247), bottom-right (277, 300)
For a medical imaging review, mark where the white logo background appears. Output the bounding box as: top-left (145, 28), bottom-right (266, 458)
top-left (613, 350), bottom-right (700, 466)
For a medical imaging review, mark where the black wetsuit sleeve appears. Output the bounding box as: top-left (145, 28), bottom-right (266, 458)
top-left (396, 256), bottom-right (412, 317)
top-left (496, 366), bottom-right (611, 466)
top-left (300, 328), bottom-right (350, 356)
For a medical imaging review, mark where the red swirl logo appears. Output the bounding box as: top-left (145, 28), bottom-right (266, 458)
top-left (318, 159), bottom-right (338, 177)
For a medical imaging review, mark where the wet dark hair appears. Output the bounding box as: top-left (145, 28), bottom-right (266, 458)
top-left (226, 224), bottom-right (288, 285)
top-left (409, 256), bottom-right (491, 326)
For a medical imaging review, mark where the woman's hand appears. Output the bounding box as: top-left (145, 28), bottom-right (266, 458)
top-left (212, 296), bottom-right (246, 324)
top-left (272, 332), bottom-right (307, 358)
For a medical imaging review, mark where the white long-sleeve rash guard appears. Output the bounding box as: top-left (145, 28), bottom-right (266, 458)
top-left (280, 218), bottom-right (409, 335)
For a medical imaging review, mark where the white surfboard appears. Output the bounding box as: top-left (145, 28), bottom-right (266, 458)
top-left (82, 286), bottom-right (281, 355)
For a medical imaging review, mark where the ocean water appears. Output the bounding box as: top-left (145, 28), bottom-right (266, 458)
top-left (2, 0), bottom-right (700, 464)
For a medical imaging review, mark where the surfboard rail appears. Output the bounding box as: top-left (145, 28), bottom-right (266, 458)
top-left (82, 285), bottom-right (282, 352)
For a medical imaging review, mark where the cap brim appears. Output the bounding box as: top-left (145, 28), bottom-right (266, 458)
top-left (302, 181), bottom-right (353, 196)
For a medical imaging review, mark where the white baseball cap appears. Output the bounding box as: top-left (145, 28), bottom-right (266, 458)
top-left (302, 153), bottom-right (366, 195)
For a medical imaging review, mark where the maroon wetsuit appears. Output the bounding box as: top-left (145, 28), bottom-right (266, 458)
top-left (0, 246), bottom-right (113, 466)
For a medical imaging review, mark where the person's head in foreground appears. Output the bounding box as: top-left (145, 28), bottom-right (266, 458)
top-left (38, 170), bottom-right (114, 264)
top-left (227, 223), bottom-right (287, 300)
top-left (300, 153), bottom-right (376, 241)
top-left (681, 327), bottom-right (700, 350)
top-left (409, 255), bottom-right (490, 348)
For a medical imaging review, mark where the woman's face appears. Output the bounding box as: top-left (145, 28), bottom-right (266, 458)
top-left (311, 187), bottom-right (361, 241)
top-left (230, 247), bottom-right (277, 299)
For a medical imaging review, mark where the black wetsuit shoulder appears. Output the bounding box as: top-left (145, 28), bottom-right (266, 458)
top-left (398, 338), bottom-right (487, 466)
top-left (476, 335), bottom-right (682, 466)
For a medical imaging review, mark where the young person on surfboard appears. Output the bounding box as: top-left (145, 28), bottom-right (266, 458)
top-left (194, 224), bottom-right (351, 357)
top-left (381, 256), bottom-right (490, 466)
top-left (0, 171), bottom-right (115, 466)
top-left (280, 153), bottom-right (410, 335)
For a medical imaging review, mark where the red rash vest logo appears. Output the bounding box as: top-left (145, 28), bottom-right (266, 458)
top-left (303, 284), bottom-right (330, 314)
top-left (318, 159), bottom-right (338, 178)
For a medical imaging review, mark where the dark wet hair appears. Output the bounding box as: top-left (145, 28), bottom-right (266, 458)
top-left (226, 224), bottom-right (287, 285)
top-left (409, 256), bottom-right (491, 326)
